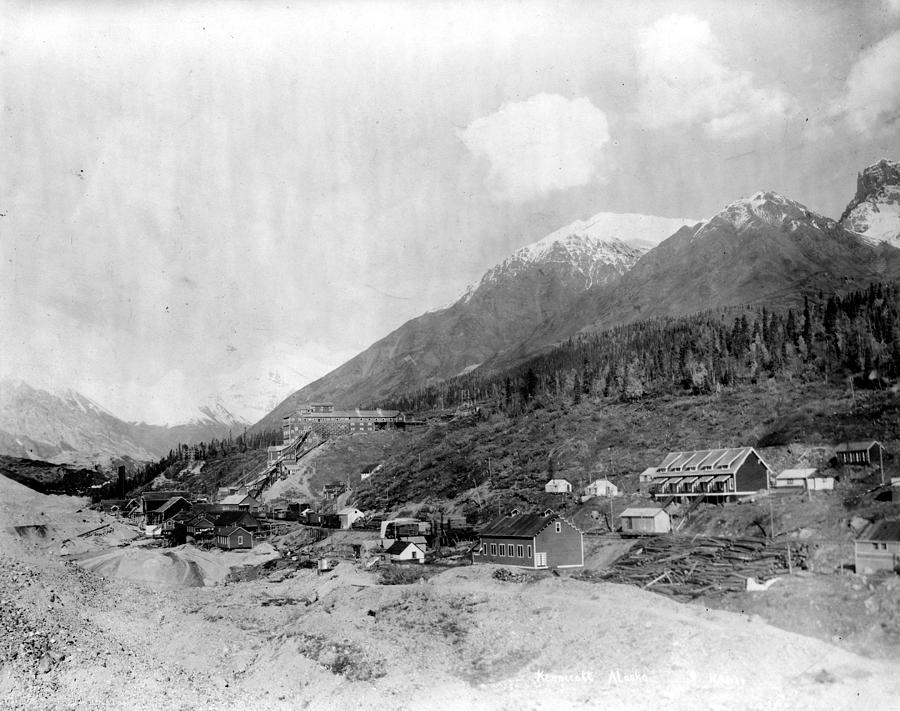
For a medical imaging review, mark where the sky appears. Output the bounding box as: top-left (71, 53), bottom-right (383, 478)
top-left (1, 0), bottom-right (899, 424)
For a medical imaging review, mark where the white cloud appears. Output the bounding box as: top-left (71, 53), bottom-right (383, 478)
top-left (834, 30), bottom-right (900, 135)
top-left (635, 14), bottom-right (795, 140)
top-left (885, 0), bottom-right (900, 16)
top-left (458, 93), bottom-right (611, 202)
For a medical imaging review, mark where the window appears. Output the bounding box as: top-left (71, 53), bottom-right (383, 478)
top-left (498, 544), bottom-right (506, 556)
top-left (490, 543), bottom-right (497, 556)
top-left (555, 522), bottom-right (562, 533)
top-left (526, 545), bottom-right (532, 558)
top-left (517, 544), bottom-right (524, 558)
top-left (237, 535), bottom-right (244, 545)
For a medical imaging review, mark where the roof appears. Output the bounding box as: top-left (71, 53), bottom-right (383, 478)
top-left (653, 447), bottom-right (770, 477)
top-left (588, 478), bottom-right (616, 487)
top-left (99, 499), bottom-right (127, 508)
top-left (776, 468), bottom-right (818, 480)
top-left (620, 507), bottom-right (668, 518)
top-left (213, 511), bottom-right (259, 526)
top-left (297, 408), bottom-right (401, 419)
top-left (478, 513), bottom-right (561, 538)
top-left (156, 496), bottom-right (190, 514)
top-left (220, 493), bottom-right (256, 505)
top-left (836, 441), bottom-right (883, 452)
top-left (338, 507), bottom-right (363, 516)
top-left (858, 520), bottom-right (900, 542)
top-left (141, 490), bottom-right (189, 501)
top-left (219, 526), bottom-right (253, 537)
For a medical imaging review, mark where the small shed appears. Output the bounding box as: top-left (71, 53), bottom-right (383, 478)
top-left (836, 441), bottom-right (885, 466)
top-left (619, 507), bottom-right (671, 534)
top-left (384, 540), bottom-right (425, 564)
top-left (775, 468), bottom-right (817, 488)
top-left (854, 520), bottom-right (900, 573)
top-left (584, 479), bottom-right (619, 497)
top-left (338, 507), bottom-right (365, 529)
top-left (216, 525), bottom-right (254, 550)
top-left (544, 479), bottom-right (572, 494)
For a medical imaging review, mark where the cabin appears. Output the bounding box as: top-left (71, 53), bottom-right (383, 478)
top-left (384, 540), bottom-right (425, 564)
top-left (218, 493), bottom-right (260, 513)
top-left (186, 513), bottom-right (216, 538)
top-left (645, 447), bottom-right (771, 500)
top-left (836, 441), bottom-right (885, 467)
top-left (216, 526), bottom-right (254, 550)
top-left (619, 507), bottom-right (671, 534)
top-left (584, 479), bottom-right (618, 497)
top-left (473, 513), bottom-right (583, 569)
top-left (544, 479), bottom-right (573, 494)
top-left (775, 468), bottom-right (834, 490)
top-left (854, 520), bottom-right (900, 574)
top-left (337, 507), bottom-right (365, 529)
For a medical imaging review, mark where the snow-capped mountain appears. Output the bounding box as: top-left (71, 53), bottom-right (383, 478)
top-left (255, 212), bottom-right (697, 428)
top-left (840, 159), bottom-right (900, 247)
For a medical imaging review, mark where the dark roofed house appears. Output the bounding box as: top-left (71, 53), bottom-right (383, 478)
top-left (146, 496), bottom-right (192, 526)
top-left (473, 513), bottom-right (583, 570)
top-left (855, 520), bottom-right (900, 573)
top-left (213, 511), bottom-right (260, 537)
top-left (384, 540), bottom-right (425, 564)
top-left (836, 441), bottom-right (885, 467)
top-left (186, 513), bottom-right (216, 538)
top-left (216, 526), bottom-right (254, 550)
top-left (645, 447), bottom-right (771, 500)
top-left (140, 490), bottom-right (190, 515)
top-left (99, 499), bottom-right (128, 514)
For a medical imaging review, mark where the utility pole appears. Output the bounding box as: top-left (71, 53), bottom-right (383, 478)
top-left (880, 444), bottom-right (885, 486)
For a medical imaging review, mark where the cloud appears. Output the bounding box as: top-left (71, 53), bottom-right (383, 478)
top-left (458, 93), bottom-right (611, 202)
top-left (885, 0), bottom-right (900, 16)
top-left (833, 30), bottom-right (900, 134)
top-left (635, 14), bottom-right (795, 140)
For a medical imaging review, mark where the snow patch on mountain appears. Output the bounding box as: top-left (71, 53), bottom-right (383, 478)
top-left (699, 191), bottom-right (838, 238)
top-left (840, 159), bottom-right (900, 247)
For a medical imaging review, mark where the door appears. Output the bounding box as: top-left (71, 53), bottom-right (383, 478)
top-left (536, 552), bottom-right (547, 568)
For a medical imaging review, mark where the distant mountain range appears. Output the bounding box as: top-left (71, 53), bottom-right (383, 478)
top-left (0, 379), bottom-right (246, 466)
top-left (256, 159), bottom-right (900, 430)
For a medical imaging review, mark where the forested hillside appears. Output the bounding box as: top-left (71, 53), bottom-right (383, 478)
top-left (385, 282), bottom-right (900, 414)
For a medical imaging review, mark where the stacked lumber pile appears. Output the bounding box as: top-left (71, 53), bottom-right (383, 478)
top-left (586, 535), bottom-right (807, 599)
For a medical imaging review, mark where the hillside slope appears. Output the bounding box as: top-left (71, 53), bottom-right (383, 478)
top-left (255, 213), bottom-right (695, 430)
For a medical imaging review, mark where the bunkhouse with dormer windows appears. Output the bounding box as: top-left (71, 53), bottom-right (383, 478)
top-left (473, 513), bottom-right (583, 569)
top-left (646, 447), bottom-right (772, 501)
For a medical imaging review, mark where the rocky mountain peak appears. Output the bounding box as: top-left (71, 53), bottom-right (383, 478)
top-left (839, 159), bottom-right (900, 247)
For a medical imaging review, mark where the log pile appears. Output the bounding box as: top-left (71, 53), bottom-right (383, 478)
top-left (587, 535), bottom-right (807, 600)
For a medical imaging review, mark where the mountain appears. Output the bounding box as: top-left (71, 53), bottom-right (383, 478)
top-left (0, 379), bottom-right (247, 466)
top-left (254, 212), bottom-right (697, 429)
top-left (529, 190), bottom-right (900, 346)
top-left (0, 379), bottom-right (158, 466)
top-left (840, 159), bottom-right (900, 247)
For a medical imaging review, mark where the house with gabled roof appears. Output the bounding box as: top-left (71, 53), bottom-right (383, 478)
top-left (544, 479), bottom-right (573, 494)
top-left (854, 520), bottom-right (900, 573)
top-left (473, 513), bottom-right (583, 569)
top-left (646, 447), bottom-right (771, 500)
top-left (836, 441), bottom-right (885, 467)
top-left (212, 510), bottom-right (260, 537)
top-left (216, 525), bottom-right (254, 550)
top-left (620, 507), bottom-right (671, 534)
top-left (218, 493), bottom-right (260, 513)
top-left (145, 496), bottom-right (192, 526)
top-left (384, 540), bottom-right (425, 564)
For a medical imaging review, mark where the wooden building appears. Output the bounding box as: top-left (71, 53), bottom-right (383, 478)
top-left (836, 441), bottom-right (885, 467)
top-left (212, 511), bottom-right (260, 537)
top-left (140, 490), bottom-right (190, 516)
top-left (619, 507), bottom-right (671, 534)
top-left (218, 493), bottom-right (260, 513)
top-left (384, 540), bottom-right (425, 564)
top-left (145, 496), bottom-right (192, 526)
top-left (282, 403), bottom-right (406, 439)
top-left (775, 468), bottom-right (834, 491)
top-left (337, 507), bottom-right (365, 529)
top-left (584, 479), bottom-right (618, 497)
top-left (473, 513), bottom-right (583, 569)
top-left (216, 525), bottom-right (254, 550)
top-left (544, 479), bottom-right (573, 494)
top-left (646, 447), bottom-right (771, 500)
top-left (855, 520), bottom-right (900, 573)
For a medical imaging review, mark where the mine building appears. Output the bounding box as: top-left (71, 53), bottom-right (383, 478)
top-left (644, 447), bottom-right (771, 500)
top-left (473, 512), bottom-right (583, 569)
top-left (282, 402), bottom-right (407, 439)
top-left (836, 441), bottom-right (885, 467)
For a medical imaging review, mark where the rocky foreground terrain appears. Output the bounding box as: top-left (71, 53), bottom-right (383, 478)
top-left (3, 473), bottom-right (900, 710)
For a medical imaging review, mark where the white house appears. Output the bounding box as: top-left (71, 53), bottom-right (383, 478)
top-left (337, 507), bottom-right (365, 529)
top-left (584, 478), bottom-right (619, 497)
top-left (384, 540), bottom-right (425, 564)
top-left (544, 479), bottom-right (573, 494)
top-left (775, 468), bottom-right (834, 491)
